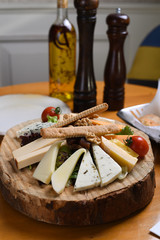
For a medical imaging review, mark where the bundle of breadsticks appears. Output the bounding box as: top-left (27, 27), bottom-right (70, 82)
top-left (40, 103), bottom-right (122, 144)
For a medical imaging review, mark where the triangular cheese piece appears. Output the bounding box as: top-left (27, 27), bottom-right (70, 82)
top-left (33, 140), bottom-right (62, 184)
top-left (13, 137), bottom-right (60, 159)
top-left (51, 148), bottom-right (86, 194)
top-left (74, 150), bottom-right (101, 192)
top-left (92, 144), bottom-right (122, 187)
top-left (101, 137), bottom-right (138, 172)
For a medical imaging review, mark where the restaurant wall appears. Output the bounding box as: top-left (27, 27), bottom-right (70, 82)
top-left (0, 1), bottom-right (159, 86)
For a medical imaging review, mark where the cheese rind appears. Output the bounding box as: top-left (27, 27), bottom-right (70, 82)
top-left (74, 150), bottom-right (101, 191)
top-left (33, 140), bottom-right (63, 184)
top-left (51, 148), bottom-right (86, 194)
top-left (15, 145), bottom-right (51, 169)
top-left (101, 137), bottom-right (138, 172)
top-left (92, 144), bottom-right (122, 187)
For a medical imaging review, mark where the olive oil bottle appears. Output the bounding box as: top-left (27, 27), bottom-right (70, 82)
top-left (49, 0), bottom-right (76, 102)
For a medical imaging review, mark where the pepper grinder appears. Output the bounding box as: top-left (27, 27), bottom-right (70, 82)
top-left (103, 8), bottom-right (130, 111)
top-left (73, 0), bottom-right (99, 113)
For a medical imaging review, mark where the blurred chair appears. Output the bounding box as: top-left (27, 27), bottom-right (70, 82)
top-left (127, 25), bottom-right (160, 88)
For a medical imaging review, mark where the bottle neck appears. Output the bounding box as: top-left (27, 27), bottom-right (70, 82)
top-left (56, 0), bottom-right (68, 21)
top-left (57, 7), bottom-right (68, 21)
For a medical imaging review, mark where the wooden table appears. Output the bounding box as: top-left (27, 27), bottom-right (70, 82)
top-left (0, 81), bottom-right (159, 240)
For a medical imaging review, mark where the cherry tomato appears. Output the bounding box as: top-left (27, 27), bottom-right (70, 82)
top-left (125, 136), bottom-right (149, 158)
top-left (41, 106), bottom-right (61, 122)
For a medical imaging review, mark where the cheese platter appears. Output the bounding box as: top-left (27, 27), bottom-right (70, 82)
top-left (0, 104), bottom-right (155, 226)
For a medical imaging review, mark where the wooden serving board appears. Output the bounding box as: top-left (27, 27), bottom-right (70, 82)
top-left (0, 120), bottom-right (155, 226)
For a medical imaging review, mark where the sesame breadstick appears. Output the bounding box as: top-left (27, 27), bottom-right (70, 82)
top-left (41, 124), bottom-right (119, 139)
top-left (51, 103), bottom-right (108, 128)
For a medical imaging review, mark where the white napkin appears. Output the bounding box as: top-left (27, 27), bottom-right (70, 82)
top-left (142, 79), bottom-right (160, 116)
top-left (131, 79), bottom-right (160, 142)
top-left (118, 79), bottom-right (160, 142)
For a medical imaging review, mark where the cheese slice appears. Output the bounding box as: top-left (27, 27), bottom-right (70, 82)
top-left (13, 137), bottom-right (60, 159)
top-left (101, 137), bottom-right (138, 172)
top-left (51, 148), bottom-right (86, 194)
top-left (15, 145), bottom-right (51, 169)
top-left (74, 150), bottom-right (101, 192)
top-left (33, 140), bottom-right (63, 184)
top-left (92, 144), bottom-right (122, 187)
top-left (110, 139), bottom-right (139, 158)
top-left (90, 119), bottom-right (124, 130)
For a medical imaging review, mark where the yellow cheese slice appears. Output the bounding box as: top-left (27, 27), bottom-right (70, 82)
top-left (101, 137), bottom-right (138, 172)
top-left (13, 137), bottom-right (60, 159)
top-left (33, 140), bottom-right (63, 184)
top-left (51, 148), bottom-right (86, 194)
top-left (110, 139), bottom-right (139, 158)
top-left (15, 145), bottom-right (51, 169)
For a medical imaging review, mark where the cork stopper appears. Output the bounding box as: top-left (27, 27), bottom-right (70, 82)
top-left (58, 0), bottom-right (68, 8)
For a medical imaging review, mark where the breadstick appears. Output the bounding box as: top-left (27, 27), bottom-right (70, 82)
top-left (51, 103), bottom-right (108, 128)
top-left (41, 124), bottom-right (119, 139)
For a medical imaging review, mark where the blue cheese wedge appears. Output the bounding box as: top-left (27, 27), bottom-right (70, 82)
top-left (74, 150), bottom-right (101, 192)
top-left (16, 115), bottom-right (64, 138)
top-left (16, 121), bottom-right (54, 138)
top-left (92, 144), bottom-right (122, 187)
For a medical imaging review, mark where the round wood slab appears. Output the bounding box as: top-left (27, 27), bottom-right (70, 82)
top-left (0, 120), bottom-right (155, 226)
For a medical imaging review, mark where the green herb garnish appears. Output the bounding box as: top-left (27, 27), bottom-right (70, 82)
top-left (55, 107), bottom-right (61, 114)
top-left (124, 136), bottom-right (133, 146)
top-left (69, 163), bottom-right (80, 180)
top-left (47, 115), bottom-right (58, 123)
top-left (56, 145), bottom-right (72, 169)
top-left (28, 165), bottom-right (32, 170)
top-left (116, 125), bottom-right (134, 135)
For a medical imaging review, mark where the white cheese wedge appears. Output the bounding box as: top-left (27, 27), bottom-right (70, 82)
top-left (101, 137), bottom-right (138, 172)
top-left (15, 145), bottom-right (51, 169)
top-left (74, 150), bottom-right (101, 192)
top-left (51, 148), bottom-right (86, 194)
top-left (92, 144), bottom-right (122, 187)
top-left (13, 137), bottom-right (60, 159)
top-left (33, 140), bottom-right (63, 184)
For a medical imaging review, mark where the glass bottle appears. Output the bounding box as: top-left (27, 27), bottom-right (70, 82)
top-left (49, 0), bottom-right (76, 102)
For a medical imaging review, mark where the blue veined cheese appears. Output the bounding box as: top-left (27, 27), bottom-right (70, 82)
top-left (16, 114), bottom-right (65, 138)
top-left (74, 150), bottom-right (101, 192)
top-left (92, 144), bottom-right (122, 187)
top-left (16, 121), bottom-right (54, 138)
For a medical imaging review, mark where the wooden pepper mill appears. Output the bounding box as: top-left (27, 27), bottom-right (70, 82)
top-left (103, 8), bottom-right (130, 111)
top-left (73, 0), bottom-right (99, 113)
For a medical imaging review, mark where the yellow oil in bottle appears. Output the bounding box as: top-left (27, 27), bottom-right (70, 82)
top-left (49, 23), bottom-right (76, 102)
